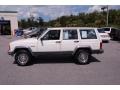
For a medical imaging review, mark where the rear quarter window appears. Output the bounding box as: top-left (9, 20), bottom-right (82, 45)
top-left (80, 29), bottom-right (97, 39)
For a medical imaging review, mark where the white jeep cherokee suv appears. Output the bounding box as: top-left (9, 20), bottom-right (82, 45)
top-left (8, 27), bottom-right (103, 66)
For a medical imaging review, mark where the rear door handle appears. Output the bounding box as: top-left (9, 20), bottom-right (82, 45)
top-left (56, 41), bottom-right (61, 43)
top-left (74, 41), bottom-right (79, 43)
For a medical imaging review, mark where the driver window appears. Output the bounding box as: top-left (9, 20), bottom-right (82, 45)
top-left (42, 30), bottom-right (60, 40)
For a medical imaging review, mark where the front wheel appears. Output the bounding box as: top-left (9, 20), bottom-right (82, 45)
top-left (75, 50), bottom-right (90, 64)
top-left (15, 50), bottom-right (32, 66)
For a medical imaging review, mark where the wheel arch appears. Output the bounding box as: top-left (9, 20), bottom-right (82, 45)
top-left (13, 46), bottom-right (33, 56)
top-left (73, 46), bottom-right (92, 56)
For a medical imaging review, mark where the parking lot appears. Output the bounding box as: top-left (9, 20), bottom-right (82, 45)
top-left (0, 36), bottom-right (120, 85)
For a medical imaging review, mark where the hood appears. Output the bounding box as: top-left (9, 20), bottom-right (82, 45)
top-left (10, 38), bottom-right (38, 46)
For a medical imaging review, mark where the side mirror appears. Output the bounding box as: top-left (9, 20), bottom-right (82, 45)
top-left (41, 37), bottom-right (43, 41)
top-left (40, 37), bottom-right (44, 46)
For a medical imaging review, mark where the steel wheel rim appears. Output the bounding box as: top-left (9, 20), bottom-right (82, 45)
top-left (18, 53), bottom-right (28, 65)
top-left (78, 52), bottom-right (88, 63)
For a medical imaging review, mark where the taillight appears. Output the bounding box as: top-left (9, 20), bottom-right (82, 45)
top-left (100, 42), bottom-right (102, 49)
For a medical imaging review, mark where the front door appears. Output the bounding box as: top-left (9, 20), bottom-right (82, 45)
top-left (38, 30), bottom-right (61, 52)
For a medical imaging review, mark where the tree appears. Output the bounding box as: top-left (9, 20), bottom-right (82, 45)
top-left (18, 9), bottom-right (120, 29)
top-left (37, 17), bottom-right (44, 27)
top-left (18, 19), bottom-right (28, 28)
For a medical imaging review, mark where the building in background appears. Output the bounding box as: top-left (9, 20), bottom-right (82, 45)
top-left (0, 11), bottom-right (18, 35)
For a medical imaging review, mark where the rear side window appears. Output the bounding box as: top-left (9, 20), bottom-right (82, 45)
top-left (63, 29), bottom-right (78, 40)
top-left (97, 29), bottom-right (105, 33)
top-left (103, 28), bottom-right (110, 31)
top-left (80, 29), bottom-right (97, 39)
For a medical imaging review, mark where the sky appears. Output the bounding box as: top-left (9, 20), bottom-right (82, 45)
top-left (0, 5), bottom-right (120, 21)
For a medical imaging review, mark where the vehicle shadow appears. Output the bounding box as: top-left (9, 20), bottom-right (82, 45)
top-left (89, 56), bottom-right (101, 63)
top-left (110, 39), bottom-right (120, 43)
top-left (102, 41), bottom-right (109, 43)
top-left (31, 55), bottom-right (101, 65)
top-left (117, 40), bottom-right (120, 43)
top-left (111, 39), bottom-right (120, 41)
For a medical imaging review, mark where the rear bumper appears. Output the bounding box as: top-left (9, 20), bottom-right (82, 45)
top-left (92, 49), bottom-right (104, 54)
top-left (101, 37), bottom-right (110, 41)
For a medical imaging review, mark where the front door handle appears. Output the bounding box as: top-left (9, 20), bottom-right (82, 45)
top-left (56, 41), bottom-right (61, 43)
top-left (74, 41), bottom-right (79, 43)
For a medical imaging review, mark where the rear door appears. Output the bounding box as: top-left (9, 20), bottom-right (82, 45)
top-left (60, 29), bottom-right (79, 51)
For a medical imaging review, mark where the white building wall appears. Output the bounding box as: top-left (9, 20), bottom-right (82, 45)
top-left (0, 12), bottom-right (18, 35)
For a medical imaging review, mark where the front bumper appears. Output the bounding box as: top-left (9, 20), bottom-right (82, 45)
top-left (92, 49), bottom-right (104, 54)
top-left (8, 51), bottom-right (14, 56)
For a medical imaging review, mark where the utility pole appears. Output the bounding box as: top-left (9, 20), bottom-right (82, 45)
top-left (30, 7), bottom-right (34, 21)
top-left (101, 5), bottom-right (109, 26)
top-left (106, 5), bottom-right (109, 26)
top-left (29, 7), bottom-right (35, 27)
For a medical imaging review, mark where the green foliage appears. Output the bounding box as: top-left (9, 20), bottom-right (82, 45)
top-left (19, 9), bottom-right (120, 29)
top-left (18, 17), bottom-right (44, 29)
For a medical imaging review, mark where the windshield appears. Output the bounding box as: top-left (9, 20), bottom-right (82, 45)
top-left (97, 29), bottom-right (105, 33)
top-left (24, 28), bottom-right (47, 38)
top-left (37, 28), bottom-right (47, 38)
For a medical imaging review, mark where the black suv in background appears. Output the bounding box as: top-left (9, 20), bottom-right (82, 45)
top-left (102, 27), bottom-right (120, 40)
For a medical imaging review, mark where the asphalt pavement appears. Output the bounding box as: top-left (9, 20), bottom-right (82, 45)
top-left (0, 36), bottom-right (120, 85)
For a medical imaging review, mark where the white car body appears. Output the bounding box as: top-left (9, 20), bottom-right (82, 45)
top-left (9, 27), bottom-right (102, 53)
top-left (23, 27), bottom-right (37, 35)
top-left (10, 38), bottom-right (38, 52)
top-left (8, 27), bottom-right (104, 66)
top-left (101, 27), bottom-right (112, 34)
top-left (99, 33), bottom-right (110, 41)
top-left (97, 28), bottom-right (110, 42)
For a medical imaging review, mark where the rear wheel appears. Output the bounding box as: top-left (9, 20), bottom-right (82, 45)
top-left (75, 50), bottom-right (90, 64)
top-left (15, 50), bottom-right (32, 66)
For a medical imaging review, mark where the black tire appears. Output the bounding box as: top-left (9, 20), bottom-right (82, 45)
top-left (75, 50), bottom-right (90, 65)
top-left (15, 50), bottom-right (32, 66)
